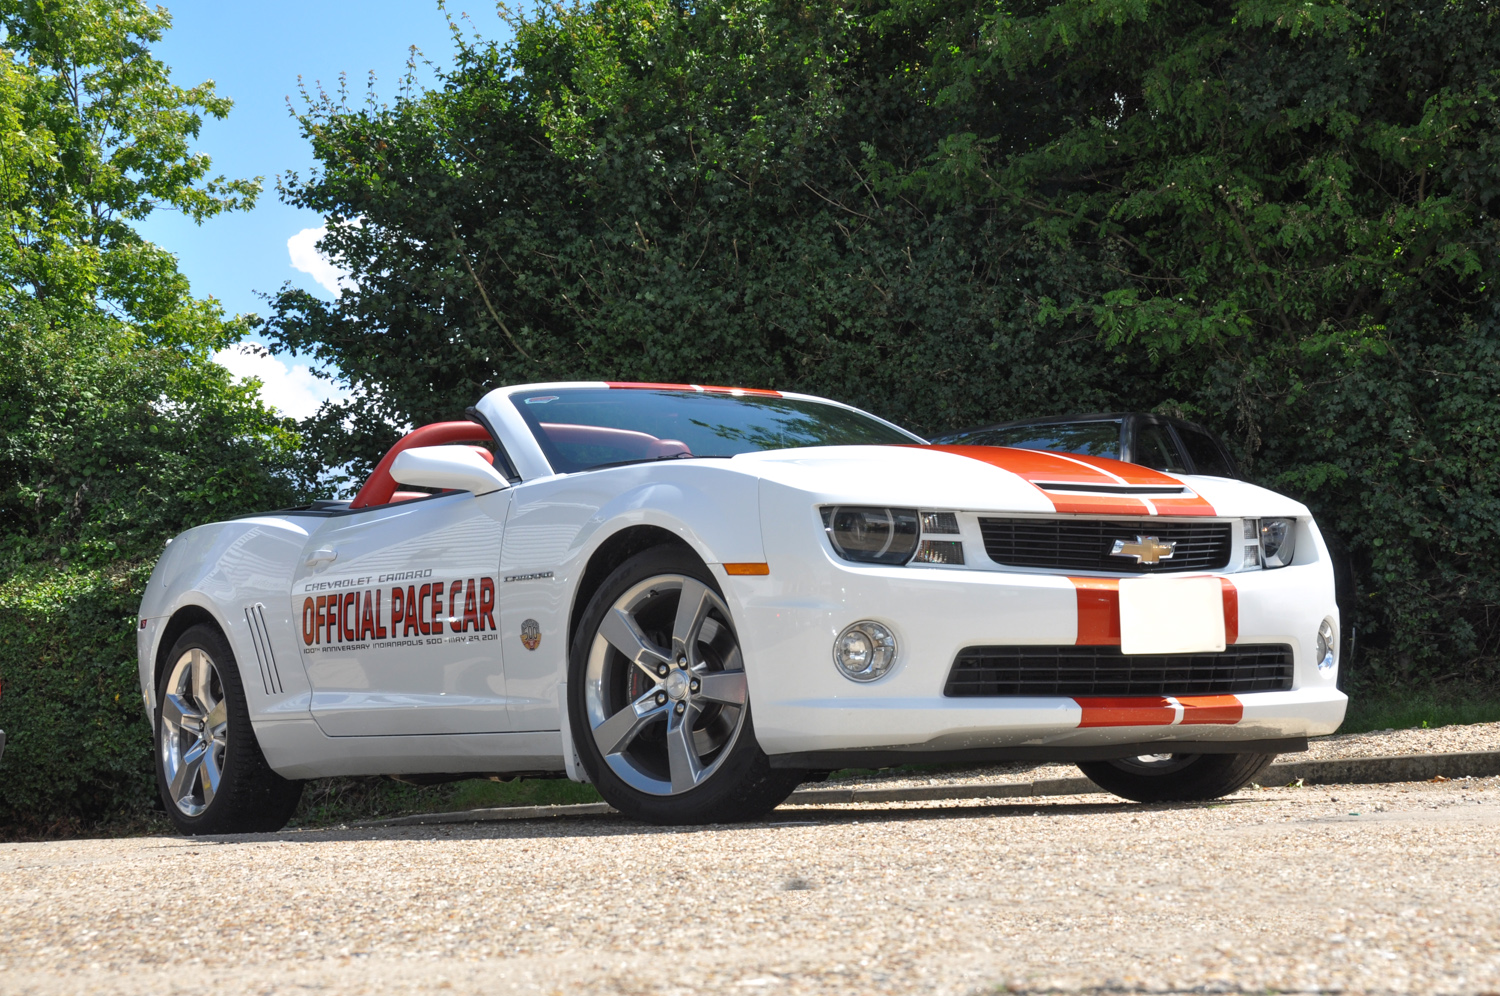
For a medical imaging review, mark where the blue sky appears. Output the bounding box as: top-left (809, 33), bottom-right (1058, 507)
top-left (136, 1), bottom-right (515, 418)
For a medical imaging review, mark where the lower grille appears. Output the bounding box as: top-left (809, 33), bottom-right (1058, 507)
top-left (944, 644), bottom-right (1293, 697)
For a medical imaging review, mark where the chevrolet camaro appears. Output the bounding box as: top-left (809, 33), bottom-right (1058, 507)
top-left (136, 382), bottom-right (1346, 833)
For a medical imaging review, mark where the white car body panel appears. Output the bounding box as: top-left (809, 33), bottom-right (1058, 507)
top-left (138, 382), bottom-right (1347, 782)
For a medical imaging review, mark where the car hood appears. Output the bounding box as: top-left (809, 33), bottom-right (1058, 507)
top-left (732, 444), bottom-right (1308, 519)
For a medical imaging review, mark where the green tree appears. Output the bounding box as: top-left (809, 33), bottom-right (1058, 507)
top-left (1, 0), bottom-right (258, 339)
top-left (0, 0), bottom-right (310, 833)
top-left (0, 0), bottom-right (305, 562)
top-left (264, 0), bottom-right (1116, 472)
top-left (893, 0), bottom-right (1500, 677)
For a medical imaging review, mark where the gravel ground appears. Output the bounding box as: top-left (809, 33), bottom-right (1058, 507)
top-left (828, 720), bottom-right (1500, 792)
top-left (2, 777), bottom-right (1498, 996)
top-left (1303, 721), bottom-right (1500, 760)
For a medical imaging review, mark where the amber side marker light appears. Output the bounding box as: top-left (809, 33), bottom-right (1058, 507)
top-left (723, 563), bottom-right (770, 576)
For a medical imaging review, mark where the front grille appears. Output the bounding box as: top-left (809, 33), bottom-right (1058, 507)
top-left (943, 644), bottom-right (1294, 697)
top-left (978, 517), bottom-right (1233, 573)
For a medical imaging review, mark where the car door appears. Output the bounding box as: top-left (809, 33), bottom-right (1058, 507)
top-left (289, 489), bottom-right (511, 736)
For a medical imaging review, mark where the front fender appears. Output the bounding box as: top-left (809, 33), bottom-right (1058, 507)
top-left (137, 517), bottom-right (314, 721)
top-left (497, 463), bottom-right (765, 731)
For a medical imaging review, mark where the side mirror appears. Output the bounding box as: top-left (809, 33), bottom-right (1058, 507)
top-left (390, 445), bottom-right (510, 497)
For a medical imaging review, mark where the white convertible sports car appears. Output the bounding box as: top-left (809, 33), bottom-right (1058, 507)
top-left (136, 382), bottom-right (1346, 833)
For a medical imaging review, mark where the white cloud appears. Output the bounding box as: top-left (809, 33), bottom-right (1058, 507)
top-left (214, 343), bottom-right (349, 421)
top-left (287, 224), bottom-right (356, 296)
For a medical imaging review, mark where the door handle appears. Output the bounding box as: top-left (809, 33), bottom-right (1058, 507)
top-left (304, 547), bottom-right (338, 568)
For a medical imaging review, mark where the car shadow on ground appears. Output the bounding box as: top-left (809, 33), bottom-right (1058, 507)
top-left (157, 797), bottom-right (1268, 848)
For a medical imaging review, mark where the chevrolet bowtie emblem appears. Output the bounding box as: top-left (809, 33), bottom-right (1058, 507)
top-left (1110, 535), bottom-right (1177, 565)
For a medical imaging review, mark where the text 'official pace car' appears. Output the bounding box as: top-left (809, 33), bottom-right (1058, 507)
top-left (136, 383), bottom-right (1346, 832)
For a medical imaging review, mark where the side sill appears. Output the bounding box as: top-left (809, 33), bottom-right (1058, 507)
top-left (766, 736), bottom-right (1308, 770)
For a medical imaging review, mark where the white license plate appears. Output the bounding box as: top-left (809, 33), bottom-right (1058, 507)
top-left (1117, 576), bottom-right (1226, 654)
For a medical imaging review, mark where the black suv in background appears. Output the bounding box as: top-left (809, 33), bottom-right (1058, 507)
top-left (931, 412), bottom-right (1242, 479)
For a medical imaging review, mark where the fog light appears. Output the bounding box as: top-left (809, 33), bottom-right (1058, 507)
top-left (833, 620), bottom-right (897, 682)
top-left (1315, 618), bottom-right (1337, 673)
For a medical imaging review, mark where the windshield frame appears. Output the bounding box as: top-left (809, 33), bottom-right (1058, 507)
top-left (494, 383), bottom-right (925, 477)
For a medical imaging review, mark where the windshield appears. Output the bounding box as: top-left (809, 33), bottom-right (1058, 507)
top-left (511, 388), bottom-right (919, 473)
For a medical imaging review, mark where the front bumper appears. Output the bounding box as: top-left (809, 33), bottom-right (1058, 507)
top-left (732, 503), bottom-right (1347, 759)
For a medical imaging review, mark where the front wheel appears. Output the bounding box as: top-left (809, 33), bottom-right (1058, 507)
top-left (155, 623), bottom-right (303, 834)
top-left (568, 547), bottom-right (804, 824)
top-left (1077, 752), bottom-right (1277, 804)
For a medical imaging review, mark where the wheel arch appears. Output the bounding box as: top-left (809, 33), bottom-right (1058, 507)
top-left (154, 603), bottom-right (227, 698)
top-left (567, 524), bottom-right (699, 649)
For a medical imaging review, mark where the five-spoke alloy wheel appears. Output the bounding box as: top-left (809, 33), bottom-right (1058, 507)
top-left (159, 647), bottom-right (230, 816)
top-left (569, 547), bottom-right (804, 824)
top-left (154, 624), bottom-right (303, 834)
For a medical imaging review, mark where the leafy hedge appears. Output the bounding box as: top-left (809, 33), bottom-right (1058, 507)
top-left (0, 564), bottom-right (155, 835)
top-left (266, 0), bottom-right (1500, 683)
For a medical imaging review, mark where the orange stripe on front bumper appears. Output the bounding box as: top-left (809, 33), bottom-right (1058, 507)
top-left (1069, 576), bottom-right (1238, 646)
top-left (1074, 695), bottom-right (1244, 728)
top-left (1076, 696), bottom-right (1176, 727)
top-left (1072, 577), bottom-right (1121, 645)
top-left (1178, 695), bottom-right (1244, 725)
top-left (1219, 578), bottom-right (1238, 645)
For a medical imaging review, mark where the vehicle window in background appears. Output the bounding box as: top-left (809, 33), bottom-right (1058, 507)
top-left (1134, 422), bottom-right (1189, 473)
top-left (1178, 426), bottom-right (1237, 477)
top-left (511, 389), bottom-right (920, 473)
top-left (954, 421), bottom-right (1122, 459)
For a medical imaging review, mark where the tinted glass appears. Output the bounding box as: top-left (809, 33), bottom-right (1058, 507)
top-left (1178, 426), bottom-right (1236, 477)
top-left (1134, 422), bottom-right (1188, 472)
top-left (512, 389), bottom-right (919, 473)
top-left (950, 421), bottom-right (1122, 459)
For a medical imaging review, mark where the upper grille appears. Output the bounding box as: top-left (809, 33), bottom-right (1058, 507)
top-left (978, 517), bottom-right (1233, 573)
top-left (944, 644), bottom-right (1294, 697)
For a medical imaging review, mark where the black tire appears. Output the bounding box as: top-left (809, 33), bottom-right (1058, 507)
top-left (568, 546), bottom-right (805, 824)
top-left (154, 623), bottom-right (303, 834)
top-left (1077, 752), bottom-right (1277, 804)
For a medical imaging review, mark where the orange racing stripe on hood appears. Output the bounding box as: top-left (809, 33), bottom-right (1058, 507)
top-left (922, 445), bottom-right (1216, 516)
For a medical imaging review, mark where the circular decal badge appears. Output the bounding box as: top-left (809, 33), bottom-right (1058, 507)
top-left (520, 618), bottom-right (542, 651)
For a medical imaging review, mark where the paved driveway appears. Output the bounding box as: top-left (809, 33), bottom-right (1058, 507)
top-left (2, 779), bottom-right (1498, 995)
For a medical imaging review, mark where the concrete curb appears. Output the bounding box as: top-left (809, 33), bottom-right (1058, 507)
top-left (352, 748), bottom-right (1500, 828)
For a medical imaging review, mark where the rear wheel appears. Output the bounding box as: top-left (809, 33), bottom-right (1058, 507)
top-left (1077, 752), bottom-right (1276, 803)
top-left (155, 623), bottom-right (303, 834)
top-left (568, 547), bottom-right (804, 824)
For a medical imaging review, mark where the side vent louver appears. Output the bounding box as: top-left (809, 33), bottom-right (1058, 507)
top-left (244, 603), bottom-right (284, 695)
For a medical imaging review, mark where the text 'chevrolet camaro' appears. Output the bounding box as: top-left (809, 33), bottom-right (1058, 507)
top-left (136, 383), bottom-right (1345, 833)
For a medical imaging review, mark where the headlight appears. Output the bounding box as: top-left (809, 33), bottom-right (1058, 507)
top-left (1315, 618), bottom-right (1337, 673)
top-left (1259, 517), bottom-right (1296, 568)
top-left (833, 620), bottom-right (897, 681)
top-left (823, 506), bottom-right (919, 565)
